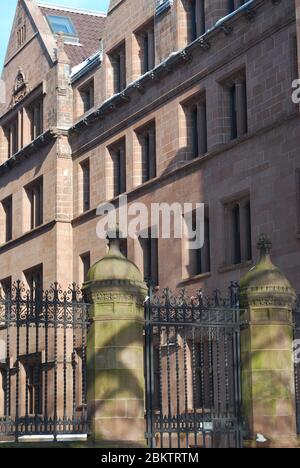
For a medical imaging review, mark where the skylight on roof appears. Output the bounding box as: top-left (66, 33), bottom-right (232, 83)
top-left (46, 15), bottom-right (77, 36)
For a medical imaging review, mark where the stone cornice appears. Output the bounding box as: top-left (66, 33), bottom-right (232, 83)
top-left (70, 0), bottom-right (289, 158)
top-left (155, 0), bottom-right (173, 18)
top-left (0, 220), bottom-right (56, 254)
top-left (83, 279), bottom-right (147, 294)
top-left (71, 110), bottom-right (298, 228)
top-left (0, 128), bottom-right (66, 174)
top-left (69, 0), bottom-right (274, 137)
top-left (84, 281), bottom-right (147, 314)
top-left (240, 286), bottom-right (297, 309)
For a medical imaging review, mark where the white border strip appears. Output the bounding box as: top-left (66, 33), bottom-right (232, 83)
top-left (17, 434), bottom-right (88, 443)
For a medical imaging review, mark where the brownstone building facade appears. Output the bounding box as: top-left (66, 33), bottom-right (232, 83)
top-left (1, 0), bottom-right (300, 447)
top-left (0, 0), bottom-right (300, 296)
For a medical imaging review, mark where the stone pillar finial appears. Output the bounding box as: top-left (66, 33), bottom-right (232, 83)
top-left (257, 233), bottom-right (272, 257)
top-left (106, 224), bottom-right (124, 256)
top-left (56, 32), bottom-right (70, 64)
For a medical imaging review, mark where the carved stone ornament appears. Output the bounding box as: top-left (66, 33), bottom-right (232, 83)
top-left (10, 68), bottom-right (30, 107)
top-left (90, 290), bottom-right (145, 307)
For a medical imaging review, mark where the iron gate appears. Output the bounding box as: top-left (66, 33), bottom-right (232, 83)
top-left (0, 282), bottom-right (89, 442)
top-left (145, 283), bottom-right (243, 449)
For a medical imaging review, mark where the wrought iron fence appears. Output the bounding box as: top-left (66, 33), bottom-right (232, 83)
top-left (144, 282), bottom-right (243, 449)
top-left (294, 294), bottom-right (300, 436)
top-left (0, 281), bottom-right (89, 442)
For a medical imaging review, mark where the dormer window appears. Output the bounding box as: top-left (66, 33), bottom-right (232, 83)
top-left (46, 15), bottom-right (77, 37)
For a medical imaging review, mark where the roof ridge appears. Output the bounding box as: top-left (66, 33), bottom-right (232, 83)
top-left (37, 2), bottom-right (107, 17)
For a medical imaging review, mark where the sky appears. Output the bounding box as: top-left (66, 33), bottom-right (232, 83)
top-left (0, 0), bottom-right (110, 68)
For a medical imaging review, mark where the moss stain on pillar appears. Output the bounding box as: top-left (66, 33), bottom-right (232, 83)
top-left (240, 234), bottom-right (299, 448)
top-left (83, 229), bottom-right (147, 447)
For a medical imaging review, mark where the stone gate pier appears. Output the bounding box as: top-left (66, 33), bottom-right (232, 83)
top-left (240, 234), bottom-right (299, 448)
top-left (83, 229), bottom-right (147, 447)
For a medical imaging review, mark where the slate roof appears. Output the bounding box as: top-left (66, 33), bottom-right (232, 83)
top-left (38, 4), bottom-right (106, 67)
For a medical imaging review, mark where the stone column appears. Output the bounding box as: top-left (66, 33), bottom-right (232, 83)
top-left (83, 230), bottom-right (147, 447)
top-left (240, 234), bottom-right (299, 448)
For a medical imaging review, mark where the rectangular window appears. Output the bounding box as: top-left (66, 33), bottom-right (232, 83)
top-left (25, 356), bottom-right (43, 416)
top-left (47, 15), bottom-right (77, 36)
top-left (135, 20), bottom-right (155, 74)
top-left (109, 42), bottom-right (126, 94)
top-left (25, 177), bottom-right (43, 230)
top-left (297, 170), bottom-right (300, 235)
top-left (244, 200), bottom-right (252, 262)
top-left (185, 211), bottom-right (210, 277)
top-left (192, 106), bottom-right (199, 157)
top-left (109, 139), bottom-right (126, 197)
top-left (0, 277), bottom-right (12, 299)
top-left (24, 265), bottom-right (43, 295)
top-left (227, 73), bottom-right (247, 140)
top-left (232, 203), bottom-right (241, 264)
top-left (136, 121), bottom-right (157, 183)
top-left (120, 239), bottom-right (128, 258)
top-left (28, 99), bottom-right (43, 141)
top-left (78, 80), bottom-right (94, 116)
top-left (224, 197), bottom-right (252, 266)
top-left (24, 264), bottom-right (43, 316)
top-left (80, 252), bottom-right (91, 283)
top-left (80, 159), bottom-right (90, 213)
top-left (291, 35), bottom-right (299, 81)
top-left (228, 0), bottom-right (246, 13)
top-left (190, 0), bottom-right (206, 42)
top-left (230, 84), bottom-right (238, 140)
top-left (5, 119), bottom-right (18, 158)
top-left (184, 94), bottom-right (207, 159)
top-left (140, 236), bottom-right (159, 286)
top-left (1, 196), bottom-right (12, 243)
top-left (228, 0), bottom-right (235, 13)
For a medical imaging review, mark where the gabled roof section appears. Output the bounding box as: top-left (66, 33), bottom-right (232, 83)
top-left (108, 0), bottom-right (124, 14)
top-left (37, 3), bottom-right (106, 67)
top-left (3, 0), bottom-right (57, 66)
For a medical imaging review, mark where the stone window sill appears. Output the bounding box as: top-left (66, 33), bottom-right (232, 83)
top-left (218, 260), bottom-right (253, 274)
top-left (178, 272), bottom-right (212, 287)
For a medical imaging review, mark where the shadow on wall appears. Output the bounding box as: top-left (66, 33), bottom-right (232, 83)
top-left (0, 140), bottom-right (56, 188)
